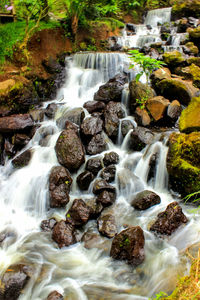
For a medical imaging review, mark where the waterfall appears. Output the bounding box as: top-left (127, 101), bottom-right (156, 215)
top-left (145, 7), bottom-right (172, 26)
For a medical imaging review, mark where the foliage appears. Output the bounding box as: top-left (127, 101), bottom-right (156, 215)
top-left (149, 291), bottom-right (168, 299)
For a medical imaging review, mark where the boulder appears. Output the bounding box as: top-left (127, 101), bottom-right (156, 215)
top-left (40, 218), bottom-right (57, 232)
top-left (56, 107), bottom-right (85, 128)
top-left (45, 103), bottom-right (58, 119)
top-left (121, 120), bottom-right (134, 137)
top-left (104, 101), bottom-right (125, 139)
top-left (81, 230), bottom-right (110, 251)
top-left (167, 100), bottom-right (182, 120)
top-left (0, 264), bottom-right (31, 300)
top-left (49, 166), bottom-right (72, 208)
top-left (97, 190), bottom-right (116, 207)
top-left (77, 171), bottom-right (94, 190)
top-left (83, 100), bottom-right (105, 113)
top-left (179, 97), bottom-right (200, 133)
top-left (146, 96), bottom-right (170, 122)
top-left (93, 179), bottom-right (116, 195)
top-left (47, 291), bottom-right (64, 300)
top-left (131, 190), bottom-right (161, 210)
top-left (167, 132), bottom-right (200, 196)
top-left (134, 107), bottom-right (151, 127)
top-left (177, 18), bottom-right (189, 33)
top-left (100, 165), bottom-right (116, 182)
top-left (0, 114), bottom-right (34, 133)
top-left (12, 149), bottom-right (33, 168)
top-left (86, 133), bottom-right (107, 155)
top-left (11, 133), bottom-right (30, 148)
top-left (180, 64), bottom-right (200, 88)
top-left (94, 74), bottom-right (127, 103)
top-left (172, 0), bottom-right (200, 19)
top-left (110, 226), bottom-right (145, 266)
top-left (86, 156), bottom-right (103, 175)
top-left (129, 80), bottom-right (154, 113)
top-left (183, 42), bottom-right (199, 55)
top-left (103, 152), bottom-right (119, 166)
top-left (85, 198), bottom-right (103, 218)
top-left (163, 51), bottom-right (185, 70)
top-left (52, 220), bottom-right (76, 248)
top-left (150, 201), bottom-right (188, 235)
top-left (151, 68), bottom-right (171, 86)
top-left (187, 25), bottom-right (200, 48)
top-left (81, 115), bottom-right (103, 137)
top-left (55, 129), bottom-right (85, 171)
top-left (66, 199), bottom-right (91, 227)
top-left (97, 213), bottom-right (117, 238)
top-left (187, 56), bottom-right (200, 67)
top-left (129, 127), bottom-right (155, 151)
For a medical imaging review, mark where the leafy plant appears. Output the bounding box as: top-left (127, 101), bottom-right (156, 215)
top-left (149, 291), bottom-right (168, 300)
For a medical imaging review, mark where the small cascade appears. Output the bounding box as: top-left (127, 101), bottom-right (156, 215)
top-left (144, 7), bottom-right (172, 26)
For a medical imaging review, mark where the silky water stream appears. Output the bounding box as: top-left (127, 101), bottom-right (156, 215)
top-left (0, 8), bottom-right (200, 300)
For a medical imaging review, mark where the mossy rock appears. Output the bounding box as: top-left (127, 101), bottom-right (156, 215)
top-left (156, 77), bottom-right (199, 105)
top-left (187, 27), bottom-right (200, 49)
top-left (129, 80), bottom-right (154, 113)
top-left (179, 97), bottom-right (200, 133)
top-left (167, 131), bottom-right (200, 197)
top-left (184, 42), bottom-right (199, 55)
top-left (172, 0), bottom-right (200, 19)
top-left (187, 56), bottom-right (200, 67)
top-left (163, 51), bottom-right (185, 68)
top-left (180, 64), bottom-right (200, 88)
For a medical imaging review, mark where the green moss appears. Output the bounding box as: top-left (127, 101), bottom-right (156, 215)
top-left (179, 97), bottom-right (200, 133)
top-left (172, 0), bottom-right (200, 18)
top-left (185, 42), bottom-right (199, 55)
top-left (92, 17), bottom-right (124, 32)
top-left (163, 51), bottom-right (185, 66)
top-left (187, 57), bottom-right (200, 67)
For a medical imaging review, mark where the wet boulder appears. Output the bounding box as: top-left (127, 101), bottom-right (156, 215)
top-left (172, 0), bottom-right (200, 20)
top-left (0, 264), bottom-right (32, 300)
top-left (55, 129), bottom-right (85, 171)
top-left (129, 127), bottom-right (155, 151)
top-left (150, 201), bottom-right (188, 235)
top-left (94, 74), bottom-right (127, 103)
top-left (83, 100), bottom-right (105, 113)
top-left (45, 103), bottom-right (58, 119)
top-left (103, 151), bottom-right (119, 166)
top-left (81, 115), bottom-right (103, 137)
top-left (86, 133), bottom-right (107, 155)
top-left (40, 218), bottom-right (57, 232)
top-left (163, 51), bottom-right (185, 70)
top-left (97, 190), bottom-right (116, 207)
top-left (121, 120), bottom-right (135, 137)
top-left (183, 42), bottom-right (199, 56)
top-left (52, 220), bottom-right (76, 248)
top-left (77, 170), bottom-right (94, 190)
top-left (93, 179), bottom-right (116, 195)
top-left (97, 213), bottom-right (117, 238)
top-left (81, 229), bottom-right (111, 252)
top-left (0, 114), bottom-right (34, 133)
top-left (134, 107), bottom-right (151, 127)
top-left (151, 68), bottom-right (171, 87)
top-left (167, 100), bottom-right (182, 120)
top-left (104, 101), bottom-right (125, 139)
top-left (12, 149), bottom-right (33, 168)
top-left (129, 80), bottom-right (154, 113)
top-left (179, 97), bottom-right (200, 133)
top-left (110, 226), bottom-right (145, 266)
top-left (86, 156), bottom-right (103, 175)
top-left (66, 199), bottom-right (91, 227)
top-left (146, 96), bottom-right (170, 122)
top-left (131, 190), bottom-right (161, 210)
top-left (11, 133), bottom-right (30, 148)
top-left (180, 64), bottom-right (200, 88)
top-left (49, 166), bottom-right (72, 208)
top-left (47, 291), bottom-right (64, 300)
top-left (100, 165), bottom-right (116, 182)
top-left (56, 107), bottom-right (85, 128)
top-left (85, 198), bottom-right (103, 218)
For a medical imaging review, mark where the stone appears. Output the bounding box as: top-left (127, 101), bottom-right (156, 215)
top-left (94, 74), bottom-right (127, 103)
top-left (52, 220), bottom-right (76, 248)
top-left (129, 127), bottom-right (155, 151)
top-left (97, 190), bottom-right (116, 206)
top-left (97, 213), bottom-right (117, 238)
top-left (129, 80), bottom-right (154, 113)
top-left (45, 103), bottom-right (58, 119)
top-left (100, 165), bottom-right (116, 182)
top-left (40, 218), bottom-right (57, 232)
top-left (42, 57), bottom-right (63, 74)
top-left (172, 1), bottom-right (200, 20)
top-left (29, 109), bottom-right (44, 123)
top-left (81, 230), bottom-right (110, 251)
top-left (179, 97), bottom-right (200, 133)
top-left (66, 199), bottom-right (91, 227)
top-left (150, 201), bottom-right (188, 235)
top-left (167, 132), bottom-right (200, 196)
top-left (77, 171), bottom-right (94, 190)
top-left (83, 100), bottom-right (105, 113)
top-left (11, 133), bottom-right (30, 148)
top-left (121, 120), bottom-right (134, 137)
top-left (135, 107), bottom-right (151, 126)
top-left (110, 226), bottom-right (145, 266)
top-left (131, 190), bottom-right (161, 210)
top-left (49, 166), bottom-right (72, 208)
top-left (163, 51), bottom-right (185, 69)
top-left (55, 129), bottom-right (85, 171)
top-left (187, 57), bottom-right (200, 68)
top-left (47, 291), bottom-right (64, 300)
top-left (104, 101), bottom-right (125, 139)
top-left (56, 107), bottom-right (85, 128)
top-left (93, 179), bottom-right (116, 195)
top-left (0, 79), bottom-right (16, 91)
top-left (85, 198), bottom-right (103, 218)
top-left (86, 133), bottom-right (107, 155)
top-left (12, 149), bottom-right (33, 168)
top-left (147, 96), bottom-right (170, 121)
top-left (167, 100), bottom-right (182, 120)
top-left (103, 152), bottom-right (119, 166)
top-left (86, 156), bottom-right (103, 175)
top-left (183, 42), bottom-right (199, 55)
top-left (0, 114), bottom-right (34, 133)
top-left (180, 64), bottom-right (200, 88)
top-left (81, 115), bottom-right (103, 137)
top-left (151, 68), bottom-right (171, 86)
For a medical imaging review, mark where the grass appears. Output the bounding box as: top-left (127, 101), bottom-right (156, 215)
top-left (0, 20), bottom-right (60, 64)
top-left (92, 17), bottom-right (124, 31)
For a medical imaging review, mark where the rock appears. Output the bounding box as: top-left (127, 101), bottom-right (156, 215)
top-left (42, 57), bottom-right (63, 74)
top-left (103, 152), bottom-right (119, 166)
top-left (29, 109), bottom-right (44, 123)
top-left (40, 218), bottom-right (57, 232)
top-left (94, 74), bottom-right (127, 103)
top-left (110, 226), bottom-right (145, 266)
top-left (86, 133), bottom-right (107, 155)
top-left (0, 114), bottom-right (34, 133)
top-left (11, 133), bottom-right (30, 148)
top-left (97, 190), bottom-right (116, 206)
top-left (64, 120), bottom-right (79, 133)
top-left (135, 107), bottom-right (151, 127)
top-left (104, 101), bottom-right (125, 139)
top-left (146, 96), bottom-right (170, 122)
top-left (55, 129), bottom-right (85, 171)
top-left (129, 80), bottom-right (154, 113)
top-left (77, 171), bottom-right (94, 190)
top-left (188, 27), bottom-right (200, 47)
top-left (129, 127), bottom-right (155, 151)
top-left (121, 120), bottom-right (134, 137)
top-left (81, 230), bottom-right (110, 251)
top-left (4, 139), bottom-right (15, 157)
top-left (167, 100), bottom-right (182, 120)
top-left (97, 213), bottom-right (117, 238)
top-left (126, 23), bottom-right (136, 32)
top-left (151, 68), bottom-right (171, 86)
top-left (187, 57), bottom-right (200, 67)
top-left (81, 115), bottom-right (103, 137)
top-left (47, 291), bottom-right (64, 300)
top-left (100, 165), bottom-right (116, 182)
top-left (179, 97), bottom-right (200, 133)
top-left (56, 107), bottom-right (85, 128)
top-left (86, 156), bottom-right (103, 175)
top-left (45, 103), bottom-right (58, 119)
top-left (93, 179), bottom-right (116, 195)
top-left (156, 77), bottom-right (199, 105)
top-left (172, 0), bottom-right (200, 20)
top-left (183, 42), bottom-right (199, 55)
top-left (163, 51), bottom-right (185, 70)
top-left (49, 166), bottom-right (72, 208)
top-left (131, 190), bottom-right (161, 210)
top-left (83, 100), bottom-right (106, 113)
top-left (0, 79), bottom-right (16, 91)
top-left (180, 64), bottom-right (200, 88)
top-left (0, 264), bottom-right (31, 300)
top-left (66, 199), bottom-right (91, 226)
top-left (150, 201), bottom-right (188, 235)
top-left (12, 149), bottom-right (33, 168)
top-left (85, 198), bottom-right (103, 218)
top-left (167, 132), bottom-right (200, 196)
top-left (52, 220), bottom-right (76, 248)
top-left (177, 18), bottom-right (189, 33)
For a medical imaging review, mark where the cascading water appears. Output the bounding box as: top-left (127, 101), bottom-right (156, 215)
top-left (0, 9), bottom-right (200, 300)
